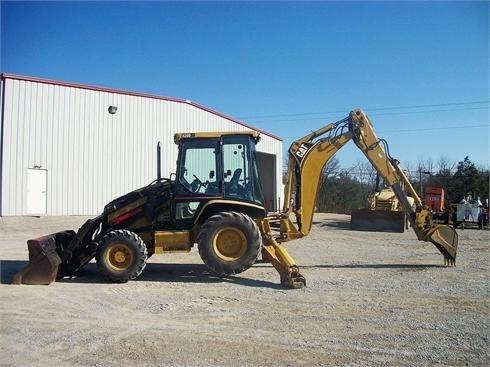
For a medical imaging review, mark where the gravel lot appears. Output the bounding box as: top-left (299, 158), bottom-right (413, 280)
top-left (1, 213), bottom-right (488, 367)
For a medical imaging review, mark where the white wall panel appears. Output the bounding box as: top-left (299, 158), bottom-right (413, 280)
top-left (1, 75), bottom-right (283, 216)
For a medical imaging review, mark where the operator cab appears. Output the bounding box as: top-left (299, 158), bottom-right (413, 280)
top-left (173, 131), bottom-right (265, 220)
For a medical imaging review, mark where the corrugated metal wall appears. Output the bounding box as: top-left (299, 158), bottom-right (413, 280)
top-left (0, 76), bottom-right (283, 216)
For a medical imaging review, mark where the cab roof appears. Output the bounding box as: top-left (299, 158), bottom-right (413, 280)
top-left (174, 131), bottom-right (261, 144)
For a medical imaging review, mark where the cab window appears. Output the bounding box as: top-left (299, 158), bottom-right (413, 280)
top-left (222, 136), bottom-right (264, 205)
top-left (176, 139), bottom-right (219, 195)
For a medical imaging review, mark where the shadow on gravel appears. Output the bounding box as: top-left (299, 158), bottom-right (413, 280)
top-left (0, 260), bottom-right (28, 284)
top-left (319, 220), bottom-right (351, 230)
top-left (143, 263), bottom-right (283, 289)
top-left (302, 263), bottom-right (444, 270)
top-left (2, 260), bottom-right (282, 289)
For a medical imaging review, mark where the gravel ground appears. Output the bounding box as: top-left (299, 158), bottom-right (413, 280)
top-left (0, 213), bottom-right (488, 367)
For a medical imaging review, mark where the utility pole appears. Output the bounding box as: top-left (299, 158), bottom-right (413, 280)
top-left (419, 169), bottom-right (431, 197)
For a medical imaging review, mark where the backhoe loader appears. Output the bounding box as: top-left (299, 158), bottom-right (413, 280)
top-left (350, 187), bottom-right (415, 233)
top-left (13, 109), bottom-right (458, 288)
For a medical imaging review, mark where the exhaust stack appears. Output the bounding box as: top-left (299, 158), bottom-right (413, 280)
top-left (157, 141), bottom-right (162, 180)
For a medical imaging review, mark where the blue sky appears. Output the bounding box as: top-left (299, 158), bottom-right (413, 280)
top-left (1, 1), bottom-right (489, 172)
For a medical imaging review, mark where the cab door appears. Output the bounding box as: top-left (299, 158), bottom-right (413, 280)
top-left (222, 136), bottom-right (264, 206)
top-left (172, 138), bottom-right (221, 225)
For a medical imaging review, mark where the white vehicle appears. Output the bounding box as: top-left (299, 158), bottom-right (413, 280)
top-left (454, 197), bottom-right (488, 229)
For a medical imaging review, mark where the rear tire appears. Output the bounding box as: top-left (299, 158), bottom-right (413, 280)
top-left (198, 211), bottom-right (261, 276)
top-left (96, 230), bottom-right (148, 283)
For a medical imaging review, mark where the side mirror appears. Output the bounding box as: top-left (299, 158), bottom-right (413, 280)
top-left (210, 170), bottom-right (215, 179)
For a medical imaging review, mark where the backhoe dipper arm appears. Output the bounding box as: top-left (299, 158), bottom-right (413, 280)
top-left (348, 109), bottom-right (457, 265)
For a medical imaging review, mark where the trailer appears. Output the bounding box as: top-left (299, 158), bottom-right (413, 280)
top-left (452, 197), bottom-right (488, 229)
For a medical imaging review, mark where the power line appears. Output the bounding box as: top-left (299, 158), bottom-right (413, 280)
top-left (279, 123), bottom-right (489, 140)
top-left (376, 123), bottom-right (490, 134)
top-left (245, 106), bottom-right (489, 125)
top-left (238, 100), bottom-right (490, 121)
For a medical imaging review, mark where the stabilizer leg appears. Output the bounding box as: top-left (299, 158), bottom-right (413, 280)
top-left (261, 240), bottom-right (306, 289)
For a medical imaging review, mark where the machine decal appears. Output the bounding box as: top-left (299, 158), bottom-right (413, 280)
top-left (294, 142), bottom-right (314, 167)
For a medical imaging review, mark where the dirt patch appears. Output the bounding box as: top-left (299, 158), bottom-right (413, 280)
top-left (1, 213), bottom-right (488, 366)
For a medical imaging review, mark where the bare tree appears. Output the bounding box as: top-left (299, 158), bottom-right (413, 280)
top-left (316, 157), bottom-right (341, 211)
top-left (402, 161), bottom-right (415, 182)
top-left (417, 157), bottom-right (436, 174)
top-left (437, 155), bottom-right (456, 175)
top-left (350, 159), bottom-right (377, 201)
top-left (322, 155), bottom-right (341, 178)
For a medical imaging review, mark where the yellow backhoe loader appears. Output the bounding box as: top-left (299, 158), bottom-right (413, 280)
top-left (13, 109), bottom-right (458, 288)
top-left (350, 187), bottom-right (415, 233)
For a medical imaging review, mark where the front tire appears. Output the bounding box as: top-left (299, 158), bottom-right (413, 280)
top-left (96, 230), bottom-right (148, 282)
top-left (198, 211), bottom-right (262, 276)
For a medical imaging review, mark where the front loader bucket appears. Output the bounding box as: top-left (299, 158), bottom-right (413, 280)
top-left (12, 231), bottom-right (74, 285)
top-left (350, 209), bottom-right (406, 233)
top-left (426, 225), bottom-right (458, 266)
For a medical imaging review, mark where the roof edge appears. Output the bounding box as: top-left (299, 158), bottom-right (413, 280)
top-left (0, 73), bottom-right (282, 141)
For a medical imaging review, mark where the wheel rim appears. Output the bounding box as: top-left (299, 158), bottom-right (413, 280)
top-left (105, 243), bottom-right (133, 271)
top-left (213, 227), bottom-right (247, 261)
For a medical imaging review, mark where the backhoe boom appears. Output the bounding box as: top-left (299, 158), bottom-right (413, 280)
top-left (260, 109), bottom-right (458, 287)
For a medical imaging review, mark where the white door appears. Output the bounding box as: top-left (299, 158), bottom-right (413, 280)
top-left (27, 169), bottom-right (47, 215)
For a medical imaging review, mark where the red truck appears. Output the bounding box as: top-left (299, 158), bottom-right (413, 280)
top-left (424, 186), bottom-right (445, 212)
top-left (423, 187), bottom-right (450, 223)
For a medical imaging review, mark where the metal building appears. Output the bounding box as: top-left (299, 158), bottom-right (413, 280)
top-left (0, 74), bottom-right (283, 216)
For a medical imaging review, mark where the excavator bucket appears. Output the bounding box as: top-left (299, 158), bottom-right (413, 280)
top-left (12, 231), bottom-right (74, 285)
top-left (426, 224), bottom-right (458, 266)
top-left (350, 209), bottom-right (406, 233)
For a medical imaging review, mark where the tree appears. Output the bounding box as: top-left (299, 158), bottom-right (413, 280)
top-left (447, 156), bottom-right (488, 203)
top-left (437, 155), bottom-right (456, 175)
top-left (316, 157), bottom-right (341, 212)
top-left (351, 159), bottom-right (377, 203)
top-left (283, 151), bottom-right (488, 215)
top-left (314, 157), bottom-right (370, 213)
top-left (426, 156), bottom-right (456, 191)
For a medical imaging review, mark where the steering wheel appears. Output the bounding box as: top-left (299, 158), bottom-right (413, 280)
top-left (190, 174), bottom-right (204, 192)
top-left (229, 169), bottom-right (242, 191)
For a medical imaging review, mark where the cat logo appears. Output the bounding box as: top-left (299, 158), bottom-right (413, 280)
top-left (295, 143), bottom-right (309, 158)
